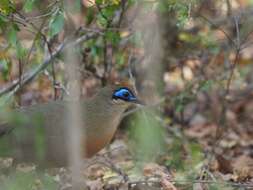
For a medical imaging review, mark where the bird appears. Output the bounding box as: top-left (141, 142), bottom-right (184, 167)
top-left (0, 83), bottom-right (143, 167)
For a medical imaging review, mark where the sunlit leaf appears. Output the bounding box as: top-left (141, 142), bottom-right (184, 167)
top-left (0, 0), bottom-right (15, 15)
top-left (23, 0), bottom-right (37, 12)
top-left (48, 10), bottom-right (65, 37)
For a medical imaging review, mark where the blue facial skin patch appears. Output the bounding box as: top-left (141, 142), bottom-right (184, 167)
top-left (112, 88), bottom-right (137, 102)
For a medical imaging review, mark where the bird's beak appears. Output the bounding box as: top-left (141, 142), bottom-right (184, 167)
top-left (131, 98), bottom-right (145, 105)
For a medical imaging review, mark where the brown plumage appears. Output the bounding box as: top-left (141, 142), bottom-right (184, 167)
top-left (0, 84), bottom-right (141, 167)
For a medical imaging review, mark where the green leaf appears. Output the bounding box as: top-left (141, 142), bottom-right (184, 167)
top-left (86, 7), bottom-right (95, 24)
top-left (102, 5), bottom-right (117, 18)
top-left (166, 138), bottom-right (185, 170)
top-left (0, 0), bottom-right (15, 15)
top-left (0, 14), bottom-right (8, 28)
top-left (95, 0), bottom-right (103, 4)
top-left (115, 53), bottom-right (125, 66)
top-left (175, 103), bottom-right (183, 113)
top-left (105, 31), bottom-right (120, 45)
top-left (23, 0), bottom-right (37, 13)
top-left (189, 142), bottom-right (203, 165)
top-left (0, 58), bottom-right (10, 80)
top-left (48, 10), bottom-right (65, 37)
top-left (7, 25), bottom-right (18, 46)
top-left (199, 80), bottom-right (213, 92)
top-left (96, 4), bottom-right (118, 26)
top-left (16, 41), bottom-right (27, 59)
top-left (97, 13), bottom-right (108, 26)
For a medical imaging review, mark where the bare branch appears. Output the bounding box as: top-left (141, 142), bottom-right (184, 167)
top-left (0, 32), bottom-right (100, 97)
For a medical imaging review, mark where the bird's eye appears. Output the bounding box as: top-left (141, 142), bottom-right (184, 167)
top-left (112, 87), bottom-right (135, 102)
top-left (123, 91), bottom-right (130, 98)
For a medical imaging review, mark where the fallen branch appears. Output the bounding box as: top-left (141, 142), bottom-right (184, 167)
top-left (129, 179), bottom-right (253, 189)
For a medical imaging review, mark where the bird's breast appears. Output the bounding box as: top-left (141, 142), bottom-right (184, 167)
top-left (82, 114), bottom-right (121, 157)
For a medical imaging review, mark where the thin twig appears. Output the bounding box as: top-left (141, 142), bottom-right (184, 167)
top-left (117, 0), bottom-right (127, 28)
top-left (200, 12), bottom-right (243, 168)
top-left (0, 32), bottom-right (100, 97)
top-left (197, 13), bottom-right (236, 48)
top-left (46, 40), bottom-right (58, 100)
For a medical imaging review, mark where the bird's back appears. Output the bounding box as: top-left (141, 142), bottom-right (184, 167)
top-left (0, 97), bottom-right (126, 167)
top-left (0, 84), bottom-right (138, 167)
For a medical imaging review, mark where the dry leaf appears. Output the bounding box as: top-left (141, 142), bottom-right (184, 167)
top-left (232, 155), bottom-right (253, 181)
top-left (216, 154), bottom-right (233, 174)
top-left (185, 124), bottom-right (217, 139)
top-left (161, 177), bottom-right (177, 190)
top-left (86, 178), bottom-right (104, 190)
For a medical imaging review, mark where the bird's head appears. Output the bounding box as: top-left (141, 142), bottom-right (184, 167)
top-left (111, 86), bottom-right (143, 105)
top-left (94, 83), bottom-right (143, 110)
